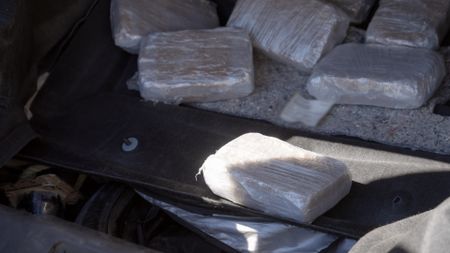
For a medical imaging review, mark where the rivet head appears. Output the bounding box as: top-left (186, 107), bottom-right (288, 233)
top-left (122, 137), bottom-right (139, 152)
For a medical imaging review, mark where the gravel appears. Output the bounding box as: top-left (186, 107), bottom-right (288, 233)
top-left (192, 46), bottom-right (450, 155)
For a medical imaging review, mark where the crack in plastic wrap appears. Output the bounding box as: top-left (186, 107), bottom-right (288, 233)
top-left (110, 0), bottom-right (219, 53)
top-left (306, 43), bottom-right (447, 109)
top-left (137, 28), bottom-right (254, 104)
top-left (366, 0), bottom-right (450, 49)
top-left (227, 0), bottom-right (349, 72)
top-left (200, 133), bottom-right (352, 224)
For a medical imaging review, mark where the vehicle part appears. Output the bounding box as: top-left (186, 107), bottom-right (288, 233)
top-left (0, 204), bottom-right (156, 253)
top-left (76, 184), bottom-right (228, 252)
top-left (0, 0), bottom-right (36, 167)
top-left (350, 197), bottom-right (450, 253)
top-left (2, 174), bottom-right (81, 208)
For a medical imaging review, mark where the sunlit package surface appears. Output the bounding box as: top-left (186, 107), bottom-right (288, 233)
top-left (200, 133), bottom-right (352, 224)
top-left (110, 0), bottom-right (219, 53)
top-left (227, 0), bottom-right (349, 72)
top-left (366, 0), bottom-right (450, 49)
top-left (137, 28), bottom-right (254, 104)
top-left (326, 0), bottom-right (376, 23)
top-left (306, 43), bottom-right (446, 109)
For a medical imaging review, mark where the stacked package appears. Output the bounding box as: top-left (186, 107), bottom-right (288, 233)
top-left (227, 0), bottom-right (349, 72)
top-left (110, 0), bottom-right (219, 53)
top-left (137, 28), bottom-right (254, 104)
top-left (306, 43), bottom-right (446, 109)
top-left (200, 133), bottom-right (352, 224)
top-left (326, 0), bottom-right (377, 24)
top-left (366, 0), bottom-right (450, 49)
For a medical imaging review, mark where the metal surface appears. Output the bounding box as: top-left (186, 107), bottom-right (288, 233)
top-left (0, 204), bottom-right (157, 253)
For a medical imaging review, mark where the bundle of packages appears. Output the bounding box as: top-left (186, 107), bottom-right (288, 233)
top-left (305, 43), bottom-right (446, 109)
top-left (227, 0), bottom-right (349, 72)
top-left (137, 28), bottom-right (254, 104)
top-left (326, 0), bottom-right (377, 24)
top-left (110, 0), bottom-right (219, 53)
top-left (200, 133), bottom-right (352, 224)
top-left (366, 0), bottom-right (450, 49)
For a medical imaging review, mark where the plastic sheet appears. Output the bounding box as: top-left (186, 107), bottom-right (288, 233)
top-left (280, 94), bottom-right (335, 127)
top-left (326, 0), bottom-right (376, 23)
top-left (227, 0), bottom-right (349, 72)
top-left (306, 43), bottom-right (446, 109)
top-left (138, 192), bottom-right (344, 253)
top-left (110, 0), bottom-right (219, 53)
top-left (366, 0), bottom-right (450, 49)
top-left (200, 133), bottom-right (352, 224)
top-left (137, 28), bottom-right (254, 104)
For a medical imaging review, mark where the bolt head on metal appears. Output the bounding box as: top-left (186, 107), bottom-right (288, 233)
top-left (122, 137), bottom-right (139, 152)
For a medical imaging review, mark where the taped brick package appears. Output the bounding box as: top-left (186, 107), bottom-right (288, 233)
top-left (306, 43), bottom-right (447, 109)
top-left (110, 0), bottom-right (219, 53)
top-left (200, 133), bottom-right (352, 224)
top-left (366, 0), bottom-right (450, 49)
top-left (326, 0), bottom-right (377, 24)
top-left (137, 28), bottom-right (254, 104)
top-left (227, 0), bottom-right (349, 72)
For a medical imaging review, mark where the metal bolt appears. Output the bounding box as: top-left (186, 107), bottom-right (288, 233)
top-left (122, 137), bottom-right (139, 152)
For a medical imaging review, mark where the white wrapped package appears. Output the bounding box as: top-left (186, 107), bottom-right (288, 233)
top-left (366, 0), bottom-right (450, 49)
top-left (325, 0), bottom-right (376, 23)
top-left (200, 133), bottom-right (352, 224)
top-left (110, 0), bottom-right (219, 53)
top-left (227, 0), bottom-right (349, 72)
top-left (306, 43), bottom-right (447, 109)
top-left (137, 28), bottom-right (254, 104)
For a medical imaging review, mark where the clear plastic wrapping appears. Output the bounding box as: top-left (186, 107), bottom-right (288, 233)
top-left (366, 0), bottom-right (450, 49)
top-left (138, 193), bottom-right (342, 253)
top-left (227, 0), bottom-right (349, 72)
top-left (306, 43), bottom-right (447, 109)
top-left (110, 0), bottom-right (219, 53)
top-left (137, 28), bottom-right (254, 104)
top-left (326, 0), bottom-right (376, 23)
top-left (200, 133), bottom-right (352, 224)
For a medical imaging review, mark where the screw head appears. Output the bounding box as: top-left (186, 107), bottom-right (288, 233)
top-left (122, 137), bottom-right (139, 152)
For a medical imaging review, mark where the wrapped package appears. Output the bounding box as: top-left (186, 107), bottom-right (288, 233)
top-left (137, 28), bottom-right (254, 104)
top-left (227, 0), bottom-right (349, 72)
top-left (366, 0), bottom-right (450, 49)
top-left (306, 43), bottom-right (447, 109)
top-left (200, 133), bottom-right (352, 224)
top-left (110, 0), bottom-right (219, 53)
top-left (325, 0), bottom-right (376, 23)
top-left (280, 94), bottom-right (335, 127)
